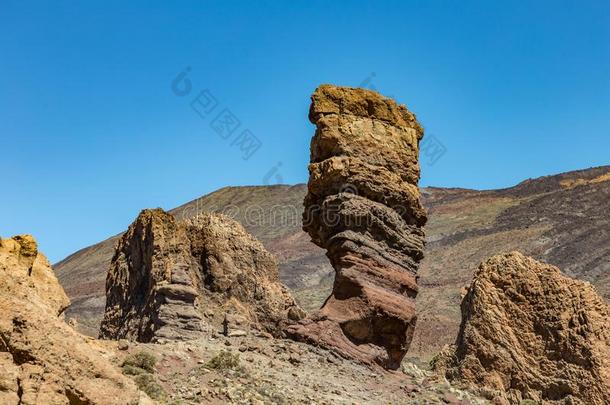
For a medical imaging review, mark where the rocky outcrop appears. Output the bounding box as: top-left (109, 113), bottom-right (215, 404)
top-left (0, 235), bottom-right (151, 405)
top-left (100, 209), bottom-right (302, 342)
top-left (287, 85), bottom-right (427, 369)
top-left (100, 209), bottom-right (205, 342)
top-left (438, 252), bottom-right (610, 404)
top-left (0, 235), bottom-right (70, 315)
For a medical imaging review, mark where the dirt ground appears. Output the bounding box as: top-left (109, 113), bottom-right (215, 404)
top-left (107, 332), bottom-right (488, 405)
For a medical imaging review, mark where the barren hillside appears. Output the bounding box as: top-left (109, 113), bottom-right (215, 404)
top-left (54, 166), bottom-right (610, 362)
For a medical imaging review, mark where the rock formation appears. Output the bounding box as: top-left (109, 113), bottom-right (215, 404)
top-left (0, 235), bottom-right (150, 405)
top-left (100, 208), bottom-right (302, 342)
top-left (287, 85), bottom-right (427, 369)
top-left (438, 252), bottom-right (610, 404)
top-left (100, 209), bottom-right (205, 342)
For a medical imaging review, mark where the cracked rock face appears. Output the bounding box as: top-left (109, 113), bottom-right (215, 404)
top-left (287, 85), bottom-right (427, 369)
top-left (439, 252), bottom-right (610, 404)
top-left (0, 235), bottom-right (151, 405)
top-left (100, 209), bottom-right (302, 342)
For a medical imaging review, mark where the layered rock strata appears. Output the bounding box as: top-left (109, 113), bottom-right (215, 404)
top-left (100, 209), bottom-right (302, 342)
top-left (287, 85), bottom-right (427, 369)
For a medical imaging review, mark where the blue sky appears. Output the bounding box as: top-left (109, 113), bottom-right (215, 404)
top-left (2, 0), bottom-right (609, 262)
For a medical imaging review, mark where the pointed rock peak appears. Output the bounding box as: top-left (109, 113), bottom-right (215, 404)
top-left (100, 209), bottom-right (303, 343)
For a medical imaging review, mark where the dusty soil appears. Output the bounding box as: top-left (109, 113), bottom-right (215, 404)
top-left (109, 332), bottom-right (487, 405)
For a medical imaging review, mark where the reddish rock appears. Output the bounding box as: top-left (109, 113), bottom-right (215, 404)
top-left (287, 85), bottom-right (427, 369)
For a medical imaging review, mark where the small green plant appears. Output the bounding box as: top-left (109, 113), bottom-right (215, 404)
top-left (205, 350), bottom-right (241, 371)
top-left (122, 350), bottom-right (157, 373)
top-left (122, 364), bottom-right (145, 376)
top-left (519, 400), bottom-right (538, 405)
top-left (121, 350), bottom-right (165, 400)
top-left (133, 373), bottom-right (165, 400)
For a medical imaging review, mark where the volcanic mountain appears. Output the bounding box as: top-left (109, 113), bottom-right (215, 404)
top-left (54, 165), bottom-right (610, 361)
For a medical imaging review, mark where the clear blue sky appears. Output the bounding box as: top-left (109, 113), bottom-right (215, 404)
top-left (2, 1), bottom-right (609, 263)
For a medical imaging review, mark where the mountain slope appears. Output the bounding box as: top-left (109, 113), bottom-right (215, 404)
top-left (54, 166), bottom-right (610, 362)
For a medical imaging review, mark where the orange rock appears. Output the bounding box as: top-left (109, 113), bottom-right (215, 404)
top-left (439, 252), bottom-right (610, 404)
top-left (0, 235), bottom-right (151, 404)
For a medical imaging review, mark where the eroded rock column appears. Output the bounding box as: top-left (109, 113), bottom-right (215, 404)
top-left (287, 85), bottom-right (427, 369)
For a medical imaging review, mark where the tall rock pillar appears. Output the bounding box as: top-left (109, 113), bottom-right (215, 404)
top-left (288, 85), bottom-right (427, 369)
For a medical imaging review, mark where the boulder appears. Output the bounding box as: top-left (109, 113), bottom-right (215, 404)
top-left (438, 252), bottom-right (610, 404)
top-left (287, 85), bottom-right (427, 369)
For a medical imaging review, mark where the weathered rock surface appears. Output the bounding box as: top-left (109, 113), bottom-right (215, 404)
top-left (287, 85), bottom-right (427, 369)
top-left (0, 235), bottom-right (150, 405)
top-left (438, 252), bottom-right (610, 404)
top-left (1, 235), bottom-right (70, 315)
top-left (185, 214), bottom-right (306, 333)
top-left (100, 209), bottom-right (205, 342)
top-left (100, 208), bottom-right (302, 342)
